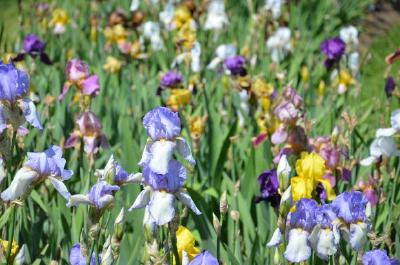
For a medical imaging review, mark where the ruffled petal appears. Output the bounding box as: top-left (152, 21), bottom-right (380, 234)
top-left (376, 128), bottom-right (397, 137)
top-left (284, 229), bottom-right (311, 263)
top-left (310, 226), bottom-right (339, 260)
top-left (81, 75), bottom-right (100, 97)
top-left (176, 191), bottom-right (201, 215)
top-left (1, 167), bottom-right (39, 201)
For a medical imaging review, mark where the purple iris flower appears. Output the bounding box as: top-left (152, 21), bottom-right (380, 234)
top-left (255, 169), bottom-right (281, 207)
top-left (68, 181), bottom-right (119, 210)
top-left (320, 37), bottom-right (346, 69)
top-left (143, 159), bottom-right (186, 192)
top-left (224, 56), bottom-right (247, 76)
top-left (362, 250), bottom-right (400, 265)
top-left (59, 59), bottom-right (100, 100)
top-left (0, 61), bottom-right (29, 102)
top-left (143, 106), bottom-right (181, 141)
top-left (1, 146), bottom-right (72, 201)
top-left (385, 76), bottom-right (396, 98)
top-left (290, 198), bottom-right (318, 231)
top-left (160, 71), bottom-right (183, 88)
top-left (69, 243), bottom-right (97, 265)
top-left (14, 34), bottom-right (52, 64)
top-left (332, 191), bottom-right (367, 223)
top-left (284, 198), bottom-right (318, 262)
top-left (190, 251), bottom-right (219, 265)
top-left (88, 181), bottom-right (120, 209)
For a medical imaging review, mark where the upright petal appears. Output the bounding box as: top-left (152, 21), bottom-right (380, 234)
top-left (1, 167), bottom-right (39, 201)
top-left (149, 140), bottom-right (176, 174)
top-left (20, 99), bottom-right (43, 130)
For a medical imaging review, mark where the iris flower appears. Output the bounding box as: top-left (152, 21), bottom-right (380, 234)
top-left (1, 146), bottom-right (72, 201)
top-left (139, 107), bottom-right (195, 175)
top-left (0, 61), bottom-right (42, 134)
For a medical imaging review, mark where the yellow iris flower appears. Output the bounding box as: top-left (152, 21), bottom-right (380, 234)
top-left (291, 152), bottom-right (336, 201)
top-left (0, 239), bottom-right (19, 260)
top-left (103, 56), bottom-right (122, 74)
top-left (167, 89), bottom-right (191, 110)
top-left (176, 226), bottom-right (200, 263)
top-left (50, 9), bottom-right (69, 26)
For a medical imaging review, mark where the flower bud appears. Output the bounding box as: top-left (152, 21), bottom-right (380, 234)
top-left (230, 210), bottom-right (240, 222)
top-left (220, 190), bottom-right (228, 215)
top-left (213, 213), bottom-right (221, 236)
top-left (113, 208), bottom-right (124, 241)
top-left (103, 155), bottom-right (116, 184)
top-left (277, 155), bottom-right (291, 190)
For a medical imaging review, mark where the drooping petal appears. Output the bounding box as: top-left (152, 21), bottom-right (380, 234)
top-left (360, 156), bottom-right (378, 166)
top-left (148, 191), bottom-right (176, 225)
top-left (284, 229), bottom-right (311, 263)
top-left (48, 176), bottom-right (70, 200)
top-left (149, 140), bottom-right (176, 174)
top-left (176, 137), bottom-right (196, 166)
top-left (348, 222), bottom-right (369, 251)
top-left (189, 250), bottom-right (219, 265)
top-left (124, 173), bottom-right (143, 184)
top-left (128, 188), bottom-right (151, 211)
top-left (266, 228), bottom-right (282, 247)
top-left (20, 99), bottom-right (43, 130)
top-left (138, 141), bottom-right (152, 167)
top-left (1, 167), bottom-right (39, 201)
top-left (58, 82), bottom-right (71, 100)
top-left (176, 191), bottom-right (202, 215)
top-left (310, 226), bottom-right (339, 260)
top-left (67, 194), bottom-right (92, 207)
top-left (376, 128), bottom-right (397, 137)
top-left (0, 105), bottom-right (7, 134)
top-left (81, 75), bottom-right (100, 97)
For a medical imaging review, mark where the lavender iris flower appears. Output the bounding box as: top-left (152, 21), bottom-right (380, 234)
top-left (67, 181), bottom-right (119, 210)
top-left (0, 61), bottom-right (42, 134)
top-left (1, 146), bottom-right (72, 201)
top-left (189, 251), bottom-right (219, 265)
top-left (14, 34), bottom-right (52, 65)
top-left (255, 169), bottom-right (281, 207)
top-left (69, 243), bottom-right (97, 265)
top-left (362, 250), bottom-right (400, 265)
top-left (284, 198), bottom-right (318, 262)
top-left (224, 56), bottom-right (247, 76)
top-left (96, 155), bottom-right (142, 186)
top-left (139, 107), bottom-right (195, 175)
top-left (320, 37), bottom-right (346, 69)
top-left (129, 159), bottom-right (200, 225)
top-left (332, 191), bottom-right (370, 251)
top-left (310, 204), bottom-right (340, 260)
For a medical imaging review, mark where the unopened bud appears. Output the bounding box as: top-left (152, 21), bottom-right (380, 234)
top-left (213, 213), bottom-right (221, 236)
top-left (114, 208), bottom-right (124, 241)
top-left (234, 180), bottom-right (240, 196)
top-left (219, 191), bottom-right (228, 215)
top-left (273, 248), bottom-right (280, 264)
top-left (230, 210), bottom-right (240, 222)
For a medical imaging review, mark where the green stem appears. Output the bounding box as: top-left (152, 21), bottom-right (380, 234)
top-left (169, 223), bottom-right (180, 265)
top-left (6, 205), bottom-right (16, 263)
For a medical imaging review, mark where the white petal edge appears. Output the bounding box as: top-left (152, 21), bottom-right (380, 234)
top-left (1, 167), bottom-right (38, 201)
top-left (176, 137), bottom-right (196, 166)
top-left (128, 188), bottom-right (151, 211)
top-left (267, 228), bottom-right (282, 247)
top-left (148, 191), bottom-right (175, 225)
top-left (67, 194), bottom-right (92, 207)
top-left (284, 229), bottom-right (312, 263)
top-left (48, 176), bottom-right (71, 200)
